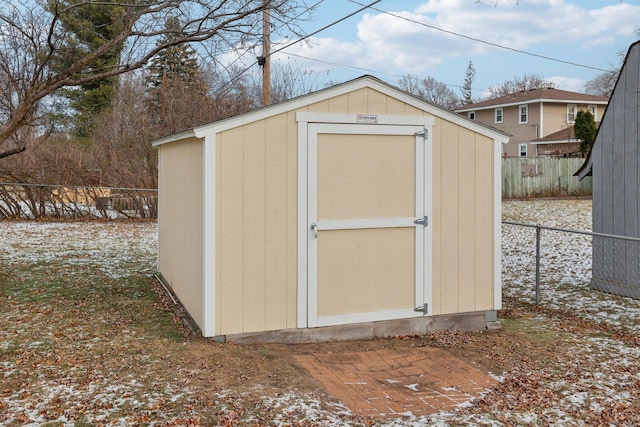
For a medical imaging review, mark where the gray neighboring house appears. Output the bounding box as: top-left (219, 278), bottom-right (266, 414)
top-left (577, 40), bottom-right (640, 298)
top-left (455, 88), bottom-right (608, 158)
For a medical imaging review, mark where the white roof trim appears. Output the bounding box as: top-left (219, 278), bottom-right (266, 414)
top-left (152, 76), bottom-right (510, 146)
top-left (152, 129), bottom-right (196, 147)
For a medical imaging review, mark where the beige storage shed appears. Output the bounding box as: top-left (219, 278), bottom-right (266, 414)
top-left (153, 76), bottom-right (508, 342)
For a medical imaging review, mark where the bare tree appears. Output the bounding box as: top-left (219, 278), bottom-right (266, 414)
top-left (584, 27), bottom-right (639, 97)
top-left (584, 69), bottom-right (618, 97)
top-left (399, 74), bottom-right (460, 110)
top-left (487, 73), bottom-right (556, 98)
top-left (266, 59), bottom-right (329, 104)
top-left (0, 0), bottom-right (310, 159)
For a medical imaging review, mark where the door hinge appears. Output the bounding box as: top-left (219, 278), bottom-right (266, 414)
top-left (415, 128), bottom-right (428, 138)
top-left (413, 216), bottom-right (428, 227)
top-left (414, 303), bottom-right (428, 315)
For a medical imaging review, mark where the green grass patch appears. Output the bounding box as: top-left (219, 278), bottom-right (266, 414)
top-left (0, 261), bottom-right (183, 342)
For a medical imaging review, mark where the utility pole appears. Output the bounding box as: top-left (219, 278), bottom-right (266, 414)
top-left (259, 0), bottom-right (271, 106)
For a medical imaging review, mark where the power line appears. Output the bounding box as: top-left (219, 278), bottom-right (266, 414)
top-left (280, 52), bottom-right (490, 94)
top-left (347, 0), bottom-right (616, 73)
top-left (201, 0), bottom-right (325, 83)
top-left (268, 0), bottom-right (381, 58)
top-left (214, 0), bottom-right (382, 97)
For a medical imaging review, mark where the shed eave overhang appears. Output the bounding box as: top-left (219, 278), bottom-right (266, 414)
top-left (152, 129), bottom-right (197, 147)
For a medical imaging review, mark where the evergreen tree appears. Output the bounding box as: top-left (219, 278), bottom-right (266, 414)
top-left (461, 61), bottom-right (475, 105)
top-left (147, 17), bottom-right (201, 88)
top-left (574, 110), bottom-right (597, 155)
top-left (48, 0), bottom-right (126, 140)
top-left (146, 17), bottom-right (211, 132)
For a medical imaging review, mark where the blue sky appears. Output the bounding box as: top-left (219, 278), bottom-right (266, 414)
top-left (239, 0), bottom-right (640, 99)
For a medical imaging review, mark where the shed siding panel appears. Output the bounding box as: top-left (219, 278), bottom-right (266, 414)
top-left (439, 120), bottom-right (460, 314)
top-left (307, 100), bottom-right (330, 113)
top-left (430, 120), bottom-right (497, 315)
top-left (405, 104), bottom-right (424, 116)
top-left (219, 112), bottom-right (299, 335)
top-left (265, 114), bottom-right (289, 330)
top-left (386, 97), bottom-right (408, 115)
top-left (474, 135), bottom-right (495, 310)
top-left (457, 127), bottom-right (477, 313)
top-left (347, 88), bottom-right (368, 113)
top-left (625, 50), bottom-right (640, 283)
top-left (218, 127), bottom-right (246, 334)
top-left (157, 138), bottom-right (204, 328)
top-left (612, 69), bottom-right (626, 285)
top-left (431, 118), bottom-right (443, 315)
top-left (367, 89), bottom-right (388, 114)
top-left (591, 113), bottom-right (605, 281)
top-left (243, 121), bottom-right (268, 332)
top-left (327, 94), bottom-right (350, 114)
top-left (601, 84), bottom-right (616, 284)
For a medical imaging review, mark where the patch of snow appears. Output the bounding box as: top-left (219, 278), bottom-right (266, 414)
top-left (255, 392), bottom-right (354, 426)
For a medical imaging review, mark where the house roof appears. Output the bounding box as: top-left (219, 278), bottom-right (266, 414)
top-left (152, 75), bottom-right (510, 147)
top-left (532, 127), bottom-right (579, 144)
top-left (455, 87), bottom-right (608, 112)
top-left (576, 40), bottom-right (640, 179)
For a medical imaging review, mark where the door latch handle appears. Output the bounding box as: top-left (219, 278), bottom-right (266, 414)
top-left (310, 222), bottom-right (318, 238)
top-left (414, 216), bottom-right (428, 227)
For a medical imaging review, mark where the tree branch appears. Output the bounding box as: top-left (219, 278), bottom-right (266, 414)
top-left (0, 145), bottom-right (26, 159)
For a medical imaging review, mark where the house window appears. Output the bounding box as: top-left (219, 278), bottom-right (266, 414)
top-left (588, 105), bottom-right (597, 120)
top-left (519, 105), bottom-right (528, 124)
top-left (519, 143), bottom-right (528, 157)
top-left (495, 108), bottom-right (503, 123)
top-left (567, 104), bottom-right (577, 123)
top-left (468, 111), bottom-right (476, 120)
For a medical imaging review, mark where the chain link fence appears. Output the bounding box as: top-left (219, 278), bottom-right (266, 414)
top-left (0, 183), bottom-right (157, 220)
top-left (502, 221), bottom-right (592, 304)
top-left (502, 221), bottom-right (640, 304)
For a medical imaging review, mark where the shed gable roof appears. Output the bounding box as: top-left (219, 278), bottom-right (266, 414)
top-left (153, 75), bottom-right (509, 147)
top-left (576, 40), bottom-right (640, 179)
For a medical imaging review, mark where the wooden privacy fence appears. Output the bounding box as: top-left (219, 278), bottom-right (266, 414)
top-left (502, 158), bottom-right (592, 199)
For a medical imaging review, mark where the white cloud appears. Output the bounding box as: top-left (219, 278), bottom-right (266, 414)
top-left (216, 1), bottom-right (639, 90)
top-left (548, 75), bottom-right (586, 92)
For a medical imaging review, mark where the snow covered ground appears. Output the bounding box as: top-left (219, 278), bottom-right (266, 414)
top-left (2, 199), bottom-right (640, 425)
top-left (502, 199), bottom-right (640, 334)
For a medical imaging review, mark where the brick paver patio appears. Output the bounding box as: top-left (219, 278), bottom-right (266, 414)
top-left (294, 347), bottom-right (497, 418)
